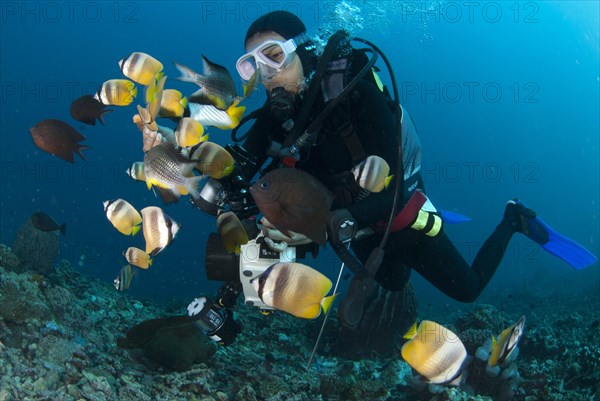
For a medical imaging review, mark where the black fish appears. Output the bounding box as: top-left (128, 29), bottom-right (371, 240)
top-left (31, 212), bottom-right (66, 235)
top-left (29, 119), bottom-right (90, 163)
top-left (70, 94), bottom-right (113, 126)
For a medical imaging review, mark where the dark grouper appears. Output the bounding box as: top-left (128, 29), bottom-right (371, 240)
top-left (250, 168), bottom-right (333, 246)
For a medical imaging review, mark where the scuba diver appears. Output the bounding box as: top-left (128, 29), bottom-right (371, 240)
top-left (188, 10), bottom-right (596, 353)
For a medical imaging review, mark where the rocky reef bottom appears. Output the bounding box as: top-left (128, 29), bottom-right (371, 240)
top-left (0, 243), bottom-right (598, 401)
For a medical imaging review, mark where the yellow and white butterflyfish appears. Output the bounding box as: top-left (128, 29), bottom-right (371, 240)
top-left (189, 141), bottom-right (234, 179)
top-left (103, 199), bottom-right (142, 236)
top-left (119, 52), bottom-right (164, 86)
top-left (123, 246), bottom-right (152, 269)
top-left (217, 211), bottom-right (249, 254)
top-left (158, 89), bottom-right (188, 118)
top-left (140, 206), bottom-right (180, 257)
top-left (352, 155), bottom-right (393, 193)
top-left (95, 79), bottom-right (137, 106)
top-left (488, 315), bottom-right (526, 367)
top-left (146, 75), bottom-right (167, 120)
top-left (175, 117), bottom-right (208, 148)
top-left (251, 262), bottom-right (337, 319)
top-left (401, 320), bottom-right (468, 386)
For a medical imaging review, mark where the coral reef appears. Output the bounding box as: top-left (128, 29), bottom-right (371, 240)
top-left (0, 244), bottom-right (20, 272)
top-left (12, 219), bottom-right (59, 274)
top-left (0, 267), bottom-right (52, 324)
top-left (0, 243), bottom-right (598, 400)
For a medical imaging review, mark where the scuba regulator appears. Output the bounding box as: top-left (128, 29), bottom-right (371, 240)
top-left (267, 86), bottom-right (300, 122)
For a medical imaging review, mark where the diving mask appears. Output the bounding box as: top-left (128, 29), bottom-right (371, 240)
top-left (236, 37), bottom-right (301, 81)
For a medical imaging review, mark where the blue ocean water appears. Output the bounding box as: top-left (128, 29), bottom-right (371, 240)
top-left (0, 0), bottom-right (598, 308)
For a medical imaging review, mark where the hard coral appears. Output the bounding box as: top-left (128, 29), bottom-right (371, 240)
top-left (0, 267), bottom-right (52, 323)
top-left (0, 244), bottom-right (20, 272)
top-left (454, 304), bottom-right (510, 333)
top-left (13, 219), bottom-right (59, 274)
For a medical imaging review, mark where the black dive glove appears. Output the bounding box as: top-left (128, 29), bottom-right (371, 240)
top-left (327, 208), bottom-right (357, 244)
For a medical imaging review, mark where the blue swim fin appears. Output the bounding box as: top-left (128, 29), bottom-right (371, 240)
top-left (439, 210), bottom-right (471, 224)
top-left (511, 200), bottom-right (597, 270)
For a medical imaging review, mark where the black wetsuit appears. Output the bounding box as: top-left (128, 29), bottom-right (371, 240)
top-left (242, 75), bottom-right (517, 303)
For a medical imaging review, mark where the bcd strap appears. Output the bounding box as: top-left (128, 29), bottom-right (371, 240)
top-left (388, 190), bottom-right (427, 232)
top-left (372, 190), bottom-right (443, 236)
top-left (283, 30), bottom-right (350, 149)
top-left (331, 103), bottom-right (367, 164)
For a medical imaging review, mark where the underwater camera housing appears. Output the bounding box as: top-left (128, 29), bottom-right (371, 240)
top-left (205, 234), bottom-right (292, 311)
top-left (187, 296), bottom-right (240, 346)
top-left (187, 234), bottom-right (296, 346)
top-left (190, 144), bottom-right (259, 218)
top-left (205, 234), bottom-right (316, 312)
